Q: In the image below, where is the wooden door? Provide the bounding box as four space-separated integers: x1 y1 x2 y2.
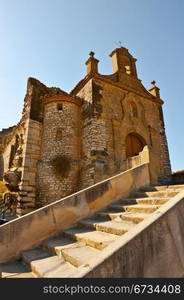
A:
126 134 144 158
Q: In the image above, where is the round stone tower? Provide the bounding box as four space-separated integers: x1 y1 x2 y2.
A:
37 91 82 205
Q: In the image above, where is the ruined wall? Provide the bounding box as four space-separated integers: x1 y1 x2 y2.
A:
0 127 16 174
17 119 42 215
2 126 26 173
0 78 49 215
37 98 81 205
0 119 42 215
0 122 27 211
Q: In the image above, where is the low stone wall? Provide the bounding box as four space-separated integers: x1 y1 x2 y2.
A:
0 163 149 263
172 172 184 184
80 190 184 278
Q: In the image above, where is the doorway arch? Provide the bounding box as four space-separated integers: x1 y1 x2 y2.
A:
125 133 146 158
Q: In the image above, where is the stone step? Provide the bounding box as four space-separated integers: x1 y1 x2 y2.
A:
79 217 111 229
61 244 100 268
120 212 151 224
2 272 35 278
43 236 79 256
110 203 161 213
108 203 127 211
22 247 77 278
91 209 151 224
135 197 170 205
119 197 170 205
131 190 179 198
63 227 118 250
22 247 53 264
96 210 124 220
124 204 161 213
43 236 100 267
118 198 137 205
1 260 34 278
80 218 135 235
140 184 184 191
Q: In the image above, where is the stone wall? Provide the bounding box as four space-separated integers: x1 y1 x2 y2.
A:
17 119 42 215
0 122 27 202
0 119 42 215
158 106 172 183
0 126 16 173
172 171 184 184
37 99 81 205
0 78 48 215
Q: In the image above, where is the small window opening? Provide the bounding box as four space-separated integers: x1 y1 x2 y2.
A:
57 103 63 111
56 128 63 141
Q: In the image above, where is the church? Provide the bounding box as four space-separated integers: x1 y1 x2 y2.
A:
1 47 184 279
0 47 171 216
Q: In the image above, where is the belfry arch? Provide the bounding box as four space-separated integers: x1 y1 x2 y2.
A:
125 133 146 158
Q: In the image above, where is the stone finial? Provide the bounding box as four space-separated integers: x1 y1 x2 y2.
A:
151 80 156 86
149 80 160 98
85 51 99 75
89 51 95 58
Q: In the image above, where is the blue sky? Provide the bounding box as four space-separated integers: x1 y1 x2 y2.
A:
0 0 183 172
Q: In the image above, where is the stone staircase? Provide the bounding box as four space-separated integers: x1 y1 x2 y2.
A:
1 184 184 278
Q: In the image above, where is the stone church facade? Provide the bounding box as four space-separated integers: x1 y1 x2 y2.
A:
0 47 171 215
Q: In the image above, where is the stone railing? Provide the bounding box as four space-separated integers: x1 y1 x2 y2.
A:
0 163 150 264
124 146 159 184
126 155 141 169
125 145 150 170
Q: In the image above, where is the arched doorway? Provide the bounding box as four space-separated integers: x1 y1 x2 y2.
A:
125 133 146 158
